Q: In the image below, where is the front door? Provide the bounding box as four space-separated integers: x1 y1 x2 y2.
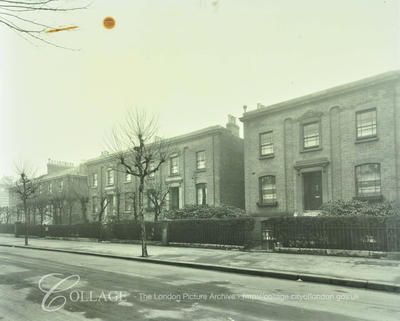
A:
303 171 322 210
169 187 180 210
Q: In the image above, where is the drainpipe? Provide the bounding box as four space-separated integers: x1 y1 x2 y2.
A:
393 85 400 203
100 166 103 219
182 146 188 206
116 163 120 221
212 135 216 205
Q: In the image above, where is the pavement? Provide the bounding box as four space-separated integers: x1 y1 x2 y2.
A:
0 234 399 293
3 247 400 321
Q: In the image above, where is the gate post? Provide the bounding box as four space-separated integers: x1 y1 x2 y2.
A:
161 221 169 246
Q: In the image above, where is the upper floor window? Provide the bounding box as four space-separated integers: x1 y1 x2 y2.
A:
259 175 277 205
48 183 52 194
196 183 207 205
196 151 206 169
170 155 179 175
39 184 43 194
355 163 381 198
92 173 98 187
302 122 320 149
125 172 132 182
356 109 377 140
59 180 64 192
260 131 274 156
106 168 114 186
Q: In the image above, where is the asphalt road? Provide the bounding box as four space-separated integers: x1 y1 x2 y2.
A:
0 247 399 321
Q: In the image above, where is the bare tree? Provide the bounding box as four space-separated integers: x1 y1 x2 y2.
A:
29 192 48 236
0 206 13 223
0 0 88 48
71 182 89 223
147 179 169 222
92 194 110 241
50 192 66 224
65 193 75 225
129 192 138 221
14 167 37 245
0 178 15 223
108 109 168 257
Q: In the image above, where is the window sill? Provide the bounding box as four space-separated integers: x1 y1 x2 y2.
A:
300 147 322 154
355 136 379 144
259 154 275 160
195 168 207 173
353 195 383 202
169 173 180 177
257 201 278 208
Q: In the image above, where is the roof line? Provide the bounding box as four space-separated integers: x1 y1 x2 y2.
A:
84 125 229 165
241 70 400 121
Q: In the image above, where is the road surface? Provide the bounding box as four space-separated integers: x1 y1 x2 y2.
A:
0 247 399 321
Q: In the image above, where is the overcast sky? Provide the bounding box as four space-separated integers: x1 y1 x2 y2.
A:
1 0 399 177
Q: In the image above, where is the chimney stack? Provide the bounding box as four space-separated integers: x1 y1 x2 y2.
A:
47 159 74 174
226 114 239 137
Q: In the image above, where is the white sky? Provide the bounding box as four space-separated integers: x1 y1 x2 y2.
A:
1 0 399 177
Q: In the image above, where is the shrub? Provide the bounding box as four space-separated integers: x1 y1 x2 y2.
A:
163 204 246 220
320 199 400 217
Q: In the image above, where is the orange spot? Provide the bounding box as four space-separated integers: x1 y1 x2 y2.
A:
103 16 116 29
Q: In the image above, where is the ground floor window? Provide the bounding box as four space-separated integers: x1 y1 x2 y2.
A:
259 176 277 205
169 186 180 210
92 197 98 214
355 163 381 198
196 183 207 205
125 193 132 211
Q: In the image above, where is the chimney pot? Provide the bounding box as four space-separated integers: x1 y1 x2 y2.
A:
226 114 240 137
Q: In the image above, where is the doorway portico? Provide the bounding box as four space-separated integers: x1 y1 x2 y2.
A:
294 158 330 215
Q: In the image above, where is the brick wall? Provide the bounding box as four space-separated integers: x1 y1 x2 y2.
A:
219 132 245 208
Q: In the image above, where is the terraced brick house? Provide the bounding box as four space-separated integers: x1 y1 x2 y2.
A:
241 71 400 216
85 116 245 221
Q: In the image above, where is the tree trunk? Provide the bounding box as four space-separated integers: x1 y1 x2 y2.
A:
154 207 160 222
98 207 103 242
116 194 120 222
69 205 72 225
138 180 148 257
81 200 88 223
133 194 138 221
59 207 63 224
40 209 44 237
23 198 28 246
